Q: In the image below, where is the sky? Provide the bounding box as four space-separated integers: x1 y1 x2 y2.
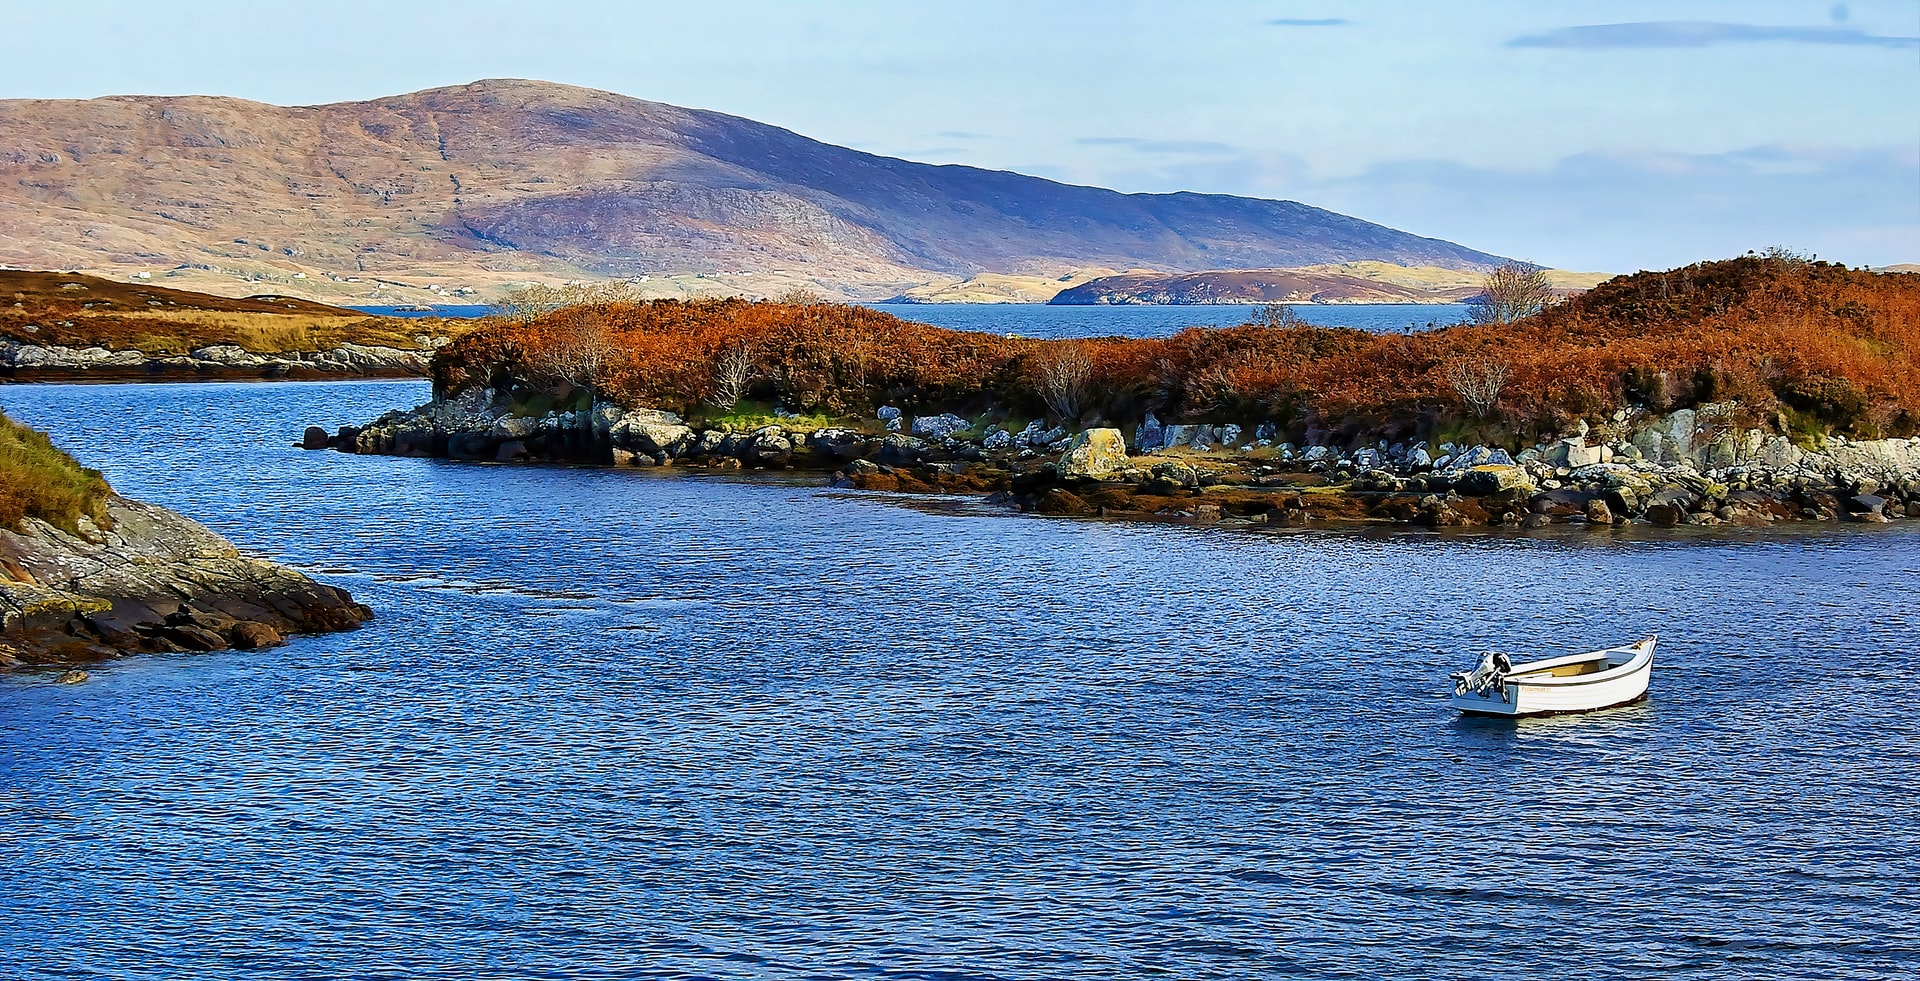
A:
2 0 1915 271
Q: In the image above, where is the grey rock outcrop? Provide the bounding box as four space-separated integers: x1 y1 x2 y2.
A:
1 496 372 666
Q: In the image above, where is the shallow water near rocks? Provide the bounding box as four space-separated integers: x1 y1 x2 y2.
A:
2 379 1916 980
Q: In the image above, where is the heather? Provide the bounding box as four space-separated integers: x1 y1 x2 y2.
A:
430 256 1920 446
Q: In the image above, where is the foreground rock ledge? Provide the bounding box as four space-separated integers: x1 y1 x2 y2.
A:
1 496 372 667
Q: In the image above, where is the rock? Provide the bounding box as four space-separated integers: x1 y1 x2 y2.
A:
55 669 88 684
876 405 903 422
1549 437 1602 468
619 410 693 456
1059 428 1130 480
1453 465 1535 497
1161 424 1200 450
1585 499 1614 525
874 433 929 464
911 413 971 439
495 440 529 462
1409 447 1433 469
301 426 331 450
230 621 285 650
1136 411 1165 452
983 428 1013 451
491 415 538 441
1219 424 1243 448
1521 512 1553 529
1143 460 1199 494
1845 494 1887 516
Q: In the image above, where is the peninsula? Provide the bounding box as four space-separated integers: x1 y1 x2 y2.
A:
316 254 1920 530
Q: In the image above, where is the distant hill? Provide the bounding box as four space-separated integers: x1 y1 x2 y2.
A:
1050 263 1611 305
0 79 1506 301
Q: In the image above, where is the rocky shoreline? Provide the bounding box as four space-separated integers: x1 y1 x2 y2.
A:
1 495 372 667
1 341 429 382
315 388 1920 532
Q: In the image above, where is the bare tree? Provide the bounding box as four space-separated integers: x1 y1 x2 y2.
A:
533 313 621 395
1039 342 1096 422
1468 262 1556 325
1244 302 1309 329
1447 359 1511 418
494 281 644 323
712 345 754 411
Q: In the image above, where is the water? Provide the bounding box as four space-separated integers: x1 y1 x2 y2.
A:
862 303 1466 339
350 302 1468 338
1 380 1916 980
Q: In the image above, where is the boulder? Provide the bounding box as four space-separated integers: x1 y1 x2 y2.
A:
1059 428 1130 480
911 413 971 439
1452 464 1535 497
620 410 693 456
1585 499 1615 525
876 405 903 422
491 415 539 441
983 428 1013 451
1135 411 1165 452
300 426 331 450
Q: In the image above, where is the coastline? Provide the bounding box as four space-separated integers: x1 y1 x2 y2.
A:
313 389 1920 534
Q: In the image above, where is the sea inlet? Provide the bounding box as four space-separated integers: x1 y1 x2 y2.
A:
2 379 1915 979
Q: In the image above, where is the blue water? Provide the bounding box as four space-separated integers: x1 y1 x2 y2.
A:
2 380 1917 980
350 302 1467 338
864 303 1466 338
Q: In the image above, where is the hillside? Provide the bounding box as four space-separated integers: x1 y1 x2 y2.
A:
0 79 1505 302
1051 263 1612 305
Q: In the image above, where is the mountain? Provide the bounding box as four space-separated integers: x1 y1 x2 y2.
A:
0 79 1506 301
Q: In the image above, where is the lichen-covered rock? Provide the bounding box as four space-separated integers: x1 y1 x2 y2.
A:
1452 464 1535 496
1059 428 1129 480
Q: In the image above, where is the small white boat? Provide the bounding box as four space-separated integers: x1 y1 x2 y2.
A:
1448 636 1656 717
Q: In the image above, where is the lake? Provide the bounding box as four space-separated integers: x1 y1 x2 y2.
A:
354 302 1470 339
1 379 1916 980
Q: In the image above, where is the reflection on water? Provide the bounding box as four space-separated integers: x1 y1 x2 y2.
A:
0 380 1915 980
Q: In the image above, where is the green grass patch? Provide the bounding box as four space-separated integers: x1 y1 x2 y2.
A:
0 411 113 534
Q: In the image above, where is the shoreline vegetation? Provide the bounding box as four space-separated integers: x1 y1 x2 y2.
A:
319 254 1920 531
1 270 451 382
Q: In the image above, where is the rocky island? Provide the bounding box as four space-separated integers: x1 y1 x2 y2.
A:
313 255 1920 532
1 411 371 668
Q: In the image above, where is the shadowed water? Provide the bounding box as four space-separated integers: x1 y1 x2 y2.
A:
1 380 1915 980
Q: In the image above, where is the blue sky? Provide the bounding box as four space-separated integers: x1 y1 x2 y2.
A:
3 0 1914 271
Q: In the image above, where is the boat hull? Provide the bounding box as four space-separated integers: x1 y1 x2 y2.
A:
1448 640 1655 717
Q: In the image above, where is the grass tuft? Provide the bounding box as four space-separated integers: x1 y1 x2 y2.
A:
0 412 113 535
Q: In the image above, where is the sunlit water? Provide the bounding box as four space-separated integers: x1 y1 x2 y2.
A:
1 380 1916 980
354 303 1468 338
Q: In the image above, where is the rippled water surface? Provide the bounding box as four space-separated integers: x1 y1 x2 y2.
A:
2 380 1917 980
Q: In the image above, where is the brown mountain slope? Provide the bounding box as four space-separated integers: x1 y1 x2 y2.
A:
0 79 1505 300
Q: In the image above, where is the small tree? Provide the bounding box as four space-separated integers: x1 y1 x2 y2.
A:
1468 262 1556 325
1039 342 1096 422
712 345 754 412
1447 359 1511 418
1244 302 1309 329
529 311 620 396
